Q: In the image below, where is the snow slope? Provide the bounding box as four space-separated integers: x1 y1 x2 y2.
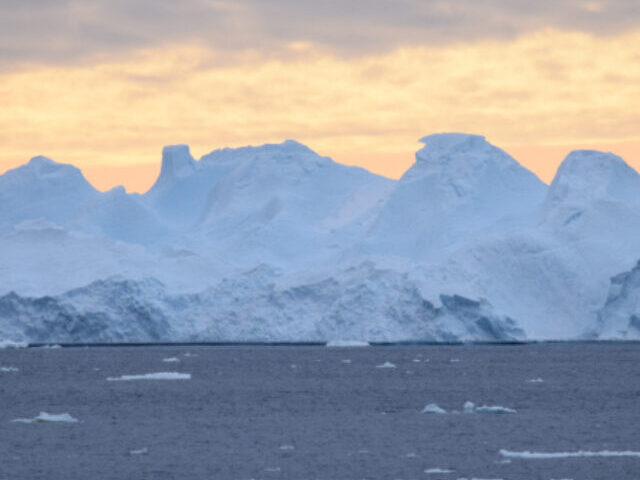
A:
0 156 166 245
0 156 99 233
147 140 394 268
1 135 639 343
359 133 547 259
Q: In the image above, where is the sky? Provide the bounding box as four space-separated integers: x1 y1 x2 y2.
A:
1 0 639 192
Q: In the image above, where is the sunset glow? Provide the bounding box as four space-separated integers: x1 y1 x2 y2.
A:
2 9 639 192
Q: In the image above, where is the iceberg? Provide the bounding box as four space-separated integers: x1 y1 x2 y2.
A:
1 134 639 343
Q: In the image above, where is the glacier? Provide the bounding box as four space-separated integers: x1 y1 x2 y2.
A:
0 133 638 343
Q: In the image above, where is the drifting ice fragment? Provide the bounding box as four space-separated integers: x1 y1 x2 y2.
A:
475 405 516 414
424 467 454 473
162 357 180 363
422 403 447 414
12 412 78 423
107 372 191 381
500 449 640 459
463 401 475 413
376 361 396 369
130 448 148 455
0 366 19 372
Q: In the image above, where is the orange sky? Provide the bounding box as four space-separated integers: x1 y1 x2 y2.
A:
1 28 639 192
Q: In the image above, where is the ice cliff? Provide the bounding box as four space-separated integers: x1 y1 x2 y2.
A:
596 261 640 339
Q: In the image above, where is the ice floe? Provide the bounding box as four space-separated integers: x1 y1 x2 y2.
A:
162 357 180 363
107 372 191 381
12 412 78 423
475 405 516 414
279 444 295 451
526 377 544 383
422 403 447 414
458 478 505 480
424 468 454 474
461 401 515 414
376 361 396 369
0 366 19 372
500 449 640 459
130 448 148 455
326 340 369 347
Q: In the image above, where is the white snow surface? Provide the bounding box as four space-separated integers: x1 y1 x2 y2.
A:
1 134 639 343
106 372 191 381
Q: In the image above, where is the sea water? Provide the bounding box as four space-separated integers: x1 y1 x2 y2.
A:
1 343 639 479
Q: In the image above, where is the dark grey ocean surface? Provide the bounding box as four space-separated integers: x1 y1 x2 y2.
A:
1 343 639 480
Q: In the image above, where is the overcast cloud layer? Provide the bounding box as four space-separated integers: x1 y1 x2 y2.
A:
2 0 640 68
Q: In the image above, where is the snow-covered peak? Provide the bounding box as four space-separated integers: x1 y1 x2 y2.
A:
0 155 95 196
199 139 321 169
359 134 547 259
404 133 524 183
417 133 489 160
27 155 56 168
546 150 640 206
2 155 90 186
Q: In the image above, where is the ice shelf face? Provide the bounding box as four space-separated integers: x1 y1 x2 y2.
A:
1 134 639 343
596 261 640 340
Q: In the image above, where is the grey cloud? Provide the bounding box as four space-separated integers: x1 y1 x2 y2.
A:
1 0 639 69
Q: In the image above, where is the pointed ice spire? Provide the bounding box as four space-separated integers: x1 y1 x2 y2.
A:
149 145 196 192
